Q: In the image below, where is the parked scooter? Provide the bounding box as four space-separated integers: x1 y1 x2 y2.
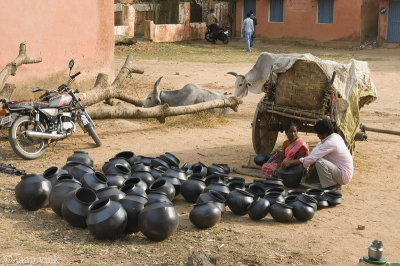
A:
0 59 101 160
205 26 230 44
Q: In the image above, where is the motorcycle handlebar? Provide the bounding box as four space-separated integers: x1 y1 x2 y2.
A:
70 71 81 79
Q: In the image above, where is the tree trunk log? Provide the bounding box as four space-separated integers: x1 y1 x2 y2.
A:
87 97 243 121
0 84 16 102
0 42 42 92
115 35 137 45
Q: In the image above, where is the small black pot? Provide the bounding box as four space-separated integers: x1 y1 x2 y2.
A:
291 199 315 222
297 193 318 211
147 191 171 204
278 165 305 188
62 188 97 228
104 164 131 178
62 162 95 182
123 177 148 192
164 167 187 184
180 163 192 172
150 167 166 180
190 202 221 229
159 175 181 195
248 198 270 221
264 191 285 206
228 180 245 191
81 172 108 192
139 201 179 241
309 194 329 210
207 164 225 176
15 174 52 211
67 151 93 167
205 174 225 186
324 190 343 206
265 187 286 197
132 163 152 173
96 186 126 201
213 163 230 174
151 158 170 169
115 151 137 166
254 154 270 166
284 195 298 206
102 157 131 173
270 202 294 223
87 198 127 240
226 189 254 216
120 183 147 198
159 154 179 168
204 183 230 199
43 167 69 187
287 189 304 196
119 193 148 233
196 190 226 215
247 183 267 198
226 177 245 184
181 177 206 203
306 188 325 196
191 163 207 177
131 172 155 187
263 178 284 188
135 156 155 166
49 177 82 216
148 179 176 201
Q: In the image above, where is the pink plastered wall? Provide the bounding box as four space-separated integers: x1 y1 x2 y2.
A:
0 0 114 82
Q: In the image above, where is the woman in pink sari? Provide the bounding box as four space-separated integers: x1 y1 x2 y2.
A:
262 122 309 177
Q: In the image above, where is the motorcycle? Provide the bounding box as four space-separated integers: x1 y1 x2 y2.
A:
205 26 230 44
0 59 101 160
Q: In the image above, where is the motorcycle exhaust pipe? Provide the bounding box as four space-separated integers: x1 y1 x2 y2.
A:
25 131 67 140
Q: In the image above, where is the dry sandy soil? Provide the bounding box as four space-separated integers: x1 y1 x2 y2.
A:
0 40 399 265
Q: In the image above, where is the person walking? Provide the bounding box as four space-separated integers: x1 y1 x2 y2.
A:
249 10 257 47
206 9 219 44
242 12 254 52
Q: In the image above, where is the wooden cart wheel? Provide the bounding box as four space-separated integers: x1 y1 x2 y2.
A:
252 108 278 155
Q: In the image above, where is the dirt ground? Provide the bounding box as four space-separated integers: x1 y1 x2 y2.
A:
1 40 400 265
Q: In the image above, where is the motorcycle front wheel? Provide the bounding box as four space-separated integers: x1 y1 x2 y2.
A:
86 125 101 147
9 115 48 160
222 35 229 44
205 32 213 42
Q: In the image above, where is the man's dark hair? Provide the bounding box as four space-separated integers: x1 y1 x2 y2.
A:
246 12 251 17
250 10 254 14
285 122 297 133
314 119 334 135
210 9 214 12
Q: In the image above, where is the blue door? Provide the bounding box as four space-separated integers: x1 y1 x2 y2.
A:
243 0 256 20
388 0 400 42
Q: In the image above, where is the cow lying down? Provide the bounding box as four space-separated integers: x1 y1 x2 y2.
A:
142 77 229 115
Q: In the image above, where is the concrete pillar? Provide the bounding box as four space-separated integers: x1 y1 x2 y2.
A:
144 20 155 41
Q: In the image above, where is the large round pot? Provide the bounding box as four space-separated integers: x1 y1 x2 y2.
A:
226 189 254 216
160 152 180 168
324 190 343 206
131 172 154 187
292 200 315 222
120 183 146 198
124 177 148 192
206 164 225 176
278 165 305 188
264 191 285 206
254 154 270 166
102 157 131 173
104 164 131 187
270 202 294 223
213 163 230 174
263 178 284 188
53 173 77 187
15 174 52 211
67 151 93 167
119 193 148 233
115 151 137 166
265 187 286 197
248 198 270 221
43 167 68 187
49 177 81 216
159 175 181 195
308 194 329 210
148 179 175 201
81 172 108 192
189 202 221 229
96 186 126 201
62 162 95 182
204 174 225 187
139 201 179 241
87 198 127 240
228 180 245 191
150 158 170 169
159 154 179 168
284 195 298 206
204 183 230 199
132 163 152 173
150 167 166 180
181 177 206 203
196 190 226 215
164 167 187 184
135 156 155 166
147 191 171 204
191 163 207 177
62 188 97 228
247 183 267 198
297 193 318 211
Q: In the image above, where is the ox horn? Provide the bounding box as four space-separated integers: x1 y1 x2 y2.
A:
227 72 238 77
153 76 163 92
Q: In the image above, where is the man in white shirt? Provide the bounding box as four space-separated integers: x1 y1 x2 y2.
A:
281 119 353 189
242 12 254 52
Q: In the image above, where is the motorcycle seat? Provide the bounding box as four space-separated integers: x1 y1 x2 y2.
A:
8 101 49 111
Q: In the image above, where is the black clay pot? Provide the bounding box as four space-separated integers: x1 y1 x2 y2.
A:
105 164 131 178
278 165 305 188
132 163 152 173
102 157 131 173
309 194 329 210
163 152 180 167
306 188 324 196
297 193 318 211
270 202 294 223
264 178 284 188
228 180 245 191
181 163 192 172
288 189 305 196
53 173 77 186
205 174 225 186
159 154 179 168
49 177 81 216
216 164 230 174
284 195 298 206
248 198 270 221
147 191 171 204
15 174 52 211
254 154 270 166
159 175 181 195
135 156 155 166
164 167 187 184
181 177 206 203
67 151 93 167
292 199 315 222
62 188 97 228
265 187 286 196
207 164 225 176
62 162 95 182
150 167 166 180
226 189 254 216
81 172 108 192
196 190 226 215
115 151 137 166
204 182 230 199
124 177 148 192
104 174 126 189
227 177 245 184
119 193 148 233
96 186 126 201
87 198 127 240
247 183 267 198
324 190 343 206
139 200 179 241
149 179 175 201
43 167 69 187
190 201 221 229
191 162 207 177
264 191 285 206
131 172 155 187
151 158 170 169
120 183 147 198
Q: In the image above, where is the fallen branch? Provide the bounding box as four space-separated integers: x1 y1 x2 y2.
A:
115 35 137 45
0 84 16 102
0 42 42 92
87 97 243 121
